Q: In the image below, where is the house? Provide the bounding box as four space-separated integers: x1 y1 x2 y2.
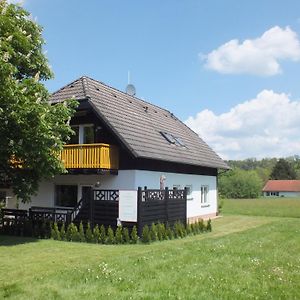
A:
3 76 229 223
262 180 300 197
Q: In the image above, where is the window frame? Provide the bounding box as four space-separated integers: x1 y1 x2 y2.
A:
201 185 209 205
185 185 193 200
55 185 78 208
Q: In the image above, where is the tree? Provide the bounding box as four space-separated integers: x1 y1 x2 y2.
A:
270 158 297 180
0 1 77 202
219 169 263 199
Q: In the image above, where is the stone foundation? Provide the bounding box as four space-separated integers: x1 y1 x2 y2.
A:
187 212 217 224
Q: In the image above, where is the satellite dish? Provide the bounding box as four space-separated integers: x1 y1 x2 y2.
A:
126 84 136 96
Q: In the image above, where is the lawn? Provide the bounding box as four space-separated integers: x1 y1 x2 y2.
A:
1 203 300 299
222 197 300 218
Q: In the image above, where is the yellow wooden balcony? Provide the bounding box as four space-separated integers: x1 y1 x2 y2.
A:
60 143 119 169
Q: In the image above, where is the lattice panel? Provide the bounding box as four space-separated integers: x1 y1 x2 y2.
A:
94 190 119 201
169 189 185 200
143 190 165 201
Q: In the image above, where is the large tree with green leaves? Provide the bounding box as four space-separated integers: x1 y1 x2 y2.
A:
0 1 77 202
219 169 263 199
270 158 297 180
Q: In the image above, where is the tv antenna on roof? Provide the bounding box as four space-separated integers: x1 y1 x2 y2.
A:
126 71 136 96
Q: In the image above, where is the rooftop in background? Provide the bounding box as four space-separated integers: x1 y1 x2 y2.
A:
262 180 300 192
50 76 229 170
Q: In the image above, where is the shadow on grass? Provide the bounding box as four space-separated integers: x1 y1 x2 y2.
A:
0 234 39 246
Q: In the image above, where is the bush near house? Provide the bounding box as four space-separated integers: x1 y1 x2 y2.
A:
1 214 212 244
48 219 212 245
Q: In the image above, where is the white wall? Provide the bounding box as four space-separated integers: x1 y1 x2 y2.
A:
133 170 217 218
15 171 136 210
8 170 218 218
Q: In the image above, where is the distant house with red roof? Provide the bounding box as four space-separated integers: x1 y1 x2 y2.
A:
262 180 300 197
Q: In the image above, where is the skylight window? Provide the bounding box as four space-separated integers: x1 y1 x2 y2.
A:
160 132 186 147
174 137 185 147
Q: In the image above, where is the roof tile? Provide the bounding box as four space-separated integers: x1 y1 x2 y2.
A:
50 76 229 169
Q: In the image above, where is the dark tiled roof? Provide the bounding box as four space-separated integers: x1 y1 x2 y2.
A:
50 76 229 169
262 180 300 192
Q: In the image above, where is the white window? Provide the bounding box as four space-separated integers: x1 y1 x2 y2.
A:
201 185 209 203
173 184 181 190
69 124 94 144
185 185 193 200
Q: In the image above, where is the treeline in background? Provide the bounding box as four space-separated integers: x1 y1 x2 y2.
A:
219 155 300 199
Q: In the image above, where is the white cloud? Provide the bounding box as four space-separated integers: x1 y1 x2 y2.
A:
202 26 300 76
185 90 300 159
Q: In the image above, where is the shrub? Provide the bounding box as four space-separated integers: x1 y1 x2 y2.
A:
122 227 130 244
93 225 100 243
78 222 86 242
206 219 212 232
160 223 168 240
174 221 184 238
141 225 151 243
198 219 205 232
51 222 61 240
218 197 224 214
106 226 115 244
66 223 79 242
156 222 162 241
186 223 192 235
115 226 123 244
166 223 174 240
131 226 138 244
60 223 66 241
219 169 262 199
150 223 158 241
85 222 94 243
99 225 106 244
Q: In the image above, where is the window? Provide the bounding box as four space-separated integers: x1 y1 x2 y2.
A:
68 125 94 144
69 126 79 144
201 186 209 204
270 192 279 196
185 185 193 200
266 192 270 196
160 132 185 147
83 126 94 144
55 185 78 207
161 132 176 144
174 137 185 147
173 184 181 190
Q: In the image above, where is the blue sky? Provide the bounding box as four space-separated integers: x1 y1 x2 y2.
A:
20 0 300 159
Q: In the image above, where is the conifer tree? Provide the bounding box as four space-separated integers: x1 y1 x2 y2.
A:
131 226 138 244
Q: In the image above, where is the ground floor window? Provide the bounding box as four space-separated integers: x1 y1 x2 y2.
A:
271 192 279 196
185 185 193 200
55 185 78 207
201 185 209 203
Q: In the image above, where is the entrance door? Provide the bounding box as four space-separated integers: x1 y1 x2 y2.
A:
81 186 93 201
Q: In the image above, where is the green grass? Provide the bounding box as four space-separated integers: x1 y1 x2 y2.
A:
1 213 300 299
222 197 300 218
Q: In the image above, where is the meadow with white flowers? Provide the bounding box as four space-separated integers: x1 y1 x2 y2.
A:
0 198 299 299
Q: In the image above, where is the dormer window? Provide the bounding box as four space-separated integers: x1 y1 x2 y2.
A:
160 132 186 147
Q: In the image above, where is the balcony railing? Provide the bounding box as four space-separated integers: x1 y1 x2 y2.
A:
60 143 119 169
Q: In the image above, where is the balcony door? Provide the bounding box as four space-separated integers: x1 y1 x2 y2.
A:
69 125 94 144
